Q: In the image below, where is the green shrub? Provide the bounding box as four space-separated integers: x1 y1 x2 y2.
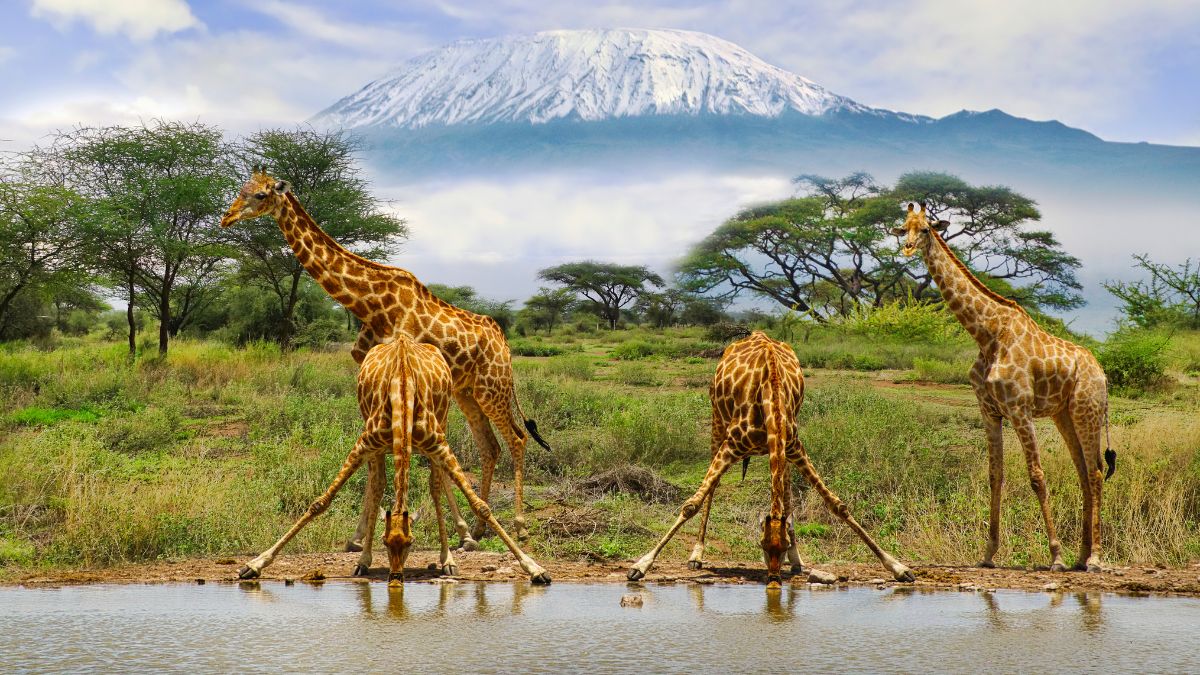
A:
610 340 654 360
8 406 102 426
98 406 184 454
1099 331 1170 392
613 361 663 387
510 340 565 357
910 357 973 384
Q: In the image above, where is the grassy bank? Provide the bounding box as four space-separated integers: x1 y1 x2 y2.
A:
1 324 1198 579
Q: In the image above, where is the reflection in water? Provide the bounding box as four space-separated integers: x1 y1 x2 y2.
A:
0 583 1190 673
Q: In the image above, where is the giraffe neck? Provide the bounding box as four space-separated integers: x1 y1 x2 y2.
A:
921 229 1022 346
274 193 425 327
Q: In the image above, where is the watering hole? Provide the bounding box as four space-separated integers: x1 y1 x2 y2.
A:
2 581 1197 673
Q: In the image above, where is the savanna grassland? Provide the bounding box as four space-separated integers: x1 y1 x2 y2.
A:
2 312 1199 584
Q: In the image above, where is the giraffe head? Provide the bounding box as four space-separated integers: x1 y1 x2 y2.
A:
220 167 291 227
760 514 790 587
891 202 949 257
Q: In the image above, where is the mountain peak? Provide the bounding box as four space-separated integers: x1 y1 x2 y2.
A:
313 28 880 129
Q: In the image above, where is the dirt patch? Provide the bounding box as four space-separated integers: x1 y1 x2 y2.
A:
8 555 1200 596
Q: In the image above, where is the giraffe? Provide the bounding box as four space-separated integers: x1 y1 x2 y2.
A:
236 333 551 585
221 170 551 549
628 331 914 586
893 202 1115 572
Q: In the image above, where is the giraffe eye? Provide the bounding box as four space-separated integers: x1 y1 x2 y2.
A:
254 192 267 200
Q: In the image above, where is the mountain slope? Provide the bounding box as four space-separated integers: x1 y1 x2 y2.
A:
313 28 922 128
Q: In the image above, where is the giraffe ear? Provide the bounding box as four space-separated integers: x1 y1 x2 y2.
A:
890 226 906 236
933 219 950 231
907 203 914 212
274 180 291 194
919 201 927 214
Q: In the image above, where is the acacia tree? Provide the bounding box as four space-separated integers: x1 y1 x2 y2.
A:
51 121 235 356
521 286 575 334
538 261 664 329
636 288 691 328
1105 255 1200 329
0 157 96 338
427 283 515 332
678 171 1082 320
227 127 407 348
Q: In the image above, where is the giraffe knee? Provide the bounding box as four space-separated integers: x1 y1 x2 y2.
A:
307 498 330 517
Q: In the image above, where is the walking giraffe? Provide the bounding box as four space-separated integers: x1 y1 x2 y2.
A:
221 171 550 550
627 331 914 586
236 333 551 585
893 202 1114 572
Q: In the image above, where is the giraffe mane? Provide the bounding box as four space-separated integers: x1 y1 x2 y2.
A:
929 227 1028 316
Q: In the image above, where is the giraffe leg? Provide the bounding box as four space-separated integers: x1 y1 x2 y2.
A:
1054 412 1094 571
979 412 1005 568
426 443 550 584
438 467 478 551
687 489 716 570
383 436 414 586
1011 415 1065 571
475 386 531 542
454 390 503 540
1070 394 1107 572
785 479 804 575
428 463 457 576
786 440 913 582
630 445 737 581
351 455 386 576
239 435 376 580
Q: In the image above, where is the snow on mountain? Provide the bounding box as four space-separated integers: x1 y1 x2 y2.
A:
313 29 913 129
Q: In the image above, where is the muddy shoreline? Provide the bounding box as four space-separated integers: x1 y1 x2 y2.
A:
8 551 1200 596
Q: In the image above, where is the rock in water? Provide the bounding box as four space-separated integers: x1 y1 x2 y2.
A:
620 593 644 608
807 569 838 585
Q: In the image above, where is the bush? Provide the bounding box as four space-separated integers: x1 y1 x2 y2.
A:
909 357 973 384
610 340 654 360
510 339 565 357
1098 331 1170 392
98 406 184 454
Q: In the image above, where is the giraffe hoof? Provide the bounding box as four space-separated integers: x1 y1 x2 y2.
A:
442 564 458 577
977 560 996 569
894 568 915 583
531 572 552 585
1086 563 1103 573
459 538 479 552
790 564 804 575
237 565 259 580
687 560 703 571
1050 563 1067 573
352 564 369 577
344 541 363 553
627 568 646 582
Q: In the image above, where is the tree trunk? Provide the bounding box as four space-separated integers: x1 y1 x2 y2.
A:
279 271 303 351
126 276 137 359
158 281 171 357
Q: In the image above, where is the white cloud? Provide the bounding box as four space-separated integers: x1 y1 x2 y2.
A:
251 1 436 55
30 0 200 41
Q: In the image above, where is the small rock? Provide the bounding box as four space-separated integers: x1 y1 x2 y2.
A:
620 593 644 608
194 578 205 585
214 558 236 565
481 565 498 573
807 569 838 585
1143 568 1158 575
1043 582 1060 591
284 579 295 586
301 569 326 582
496 566 514 575
867 578 886 584
694 577 715 585
1114 570 1126 577
427 563 438 571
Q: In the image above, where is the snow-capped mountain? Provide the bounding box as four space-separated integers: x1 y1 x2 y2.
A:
313 29 918 128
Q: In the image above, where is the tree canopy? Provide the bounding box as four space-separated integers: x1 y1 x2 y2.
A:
538 261 665 329
678 171 1082 321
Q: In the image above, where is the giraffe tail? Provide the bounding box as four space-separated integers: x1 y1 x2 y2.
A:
1103 404 1116 480
510 389 552 452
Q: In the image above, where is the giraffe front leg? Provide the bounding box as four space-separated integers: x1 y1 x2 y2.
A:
1012 416 1065 571
240 435 373 579
980 412 1004 568
786 441 913 583
687 489 716 570
454 391 502 541
631 446 735 581
785 479 804 575
430 445 550 584
351 455 386 576
429 465 457 576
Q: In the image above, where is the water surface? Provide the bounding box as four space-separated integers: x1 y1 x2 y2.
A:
2 582 1197 673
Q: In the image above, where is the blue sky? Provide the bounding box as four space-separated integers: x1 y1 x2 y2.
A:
2 1 1198 335
2 0 1199 145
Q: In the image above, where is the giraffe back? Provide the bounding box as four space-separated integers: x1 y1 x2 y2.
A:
357 336 453 449
711 331 804 452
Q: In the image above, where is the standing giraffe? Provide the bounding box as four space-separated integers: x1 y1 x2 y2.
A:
236 333 550 585
893 202 1114 572
628 331 914 586
221 171 550 548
